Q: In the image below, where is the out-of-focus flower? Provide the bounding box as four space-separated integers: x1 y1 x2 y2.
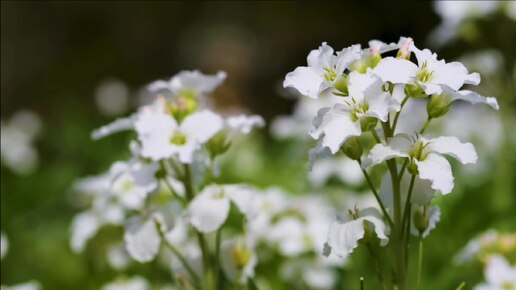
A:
221 238 257 284
1 281 41 290
308 156 364 187
456 230 516 264
474 255 516 290
107 243 131 270
101 276 150 290
0 232 7 260
95 78 130 116
148 70 226 100
0 110 41 175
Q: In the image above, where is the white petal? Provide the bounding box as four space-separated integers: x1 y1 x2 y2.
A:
170 70 226 95
135 112 177 161
307 42 334 69
180 110 223 143
362 215 389 246
307 138 333 171
124 217 161 263
283 66 325 99
373 57 418 84
335 44 362 73
310 105 361 154
6 281 41 290
347 71 376 102
187 186 230 233
431 61 469 91
449 90 499 110
464 72 481 85
326 218 365 258
484 255 516 285
220 239 257 284
225 185 258 220
226 115 265 134
416 153 454 194
362 134 411 168
419 82 443 95
411 206 441 238
91 116 134 140
363 79 401 121
70 211 100 253
0 232 8 260
427 136 478 164
392 84 407 103
147 79 172 92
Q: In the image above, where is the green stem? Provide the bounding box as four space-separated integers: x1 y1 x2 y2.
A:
416 235 423 290
365 245 388 290
213 228 222 289
370 129 382 144
360 277 365 290
455 282 466 290
401 175 416 239
419 118 432 135
392 95 410 133
159 161 186 205
155 219 200 285
358 161 394 228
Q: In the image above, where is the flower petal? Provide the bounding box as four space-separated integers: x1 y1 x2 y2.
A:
310 105 361 154
91 116 135 140
170 70 226 95
226 115 265 134
326 218 365 258
362 134 411 168
283 66 325 99
124 217 161 263
427 136 478 164
225 185 258 220
449 90 499 110
70 211 100 253
180 110 224 143
187 186 230 233
373 57 418 84
415 153 454 194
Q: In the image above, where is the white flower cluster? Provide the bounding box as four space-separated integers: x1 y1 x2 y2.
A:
283 37 499 264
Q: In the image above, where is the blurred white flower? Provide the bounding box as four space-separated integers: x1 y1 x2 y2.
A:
135 109 223 163
1 281 41 290
101 276 150 290
474 255 516 290
187 185 257 234
148 70 226 99
1 232 8 260
1 110 41 175
221 238 258 284
107 243 131 270
308 156 364 187
95 78 130 116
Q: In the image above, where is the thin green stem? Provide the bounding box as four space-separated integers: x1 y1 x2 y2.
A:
419 118 432 135
357 161 394 228
360 277 365 290
370 129 382 144
455 282 466 290
155 219 200 285
401 175 416 239
392 95 410 133
213 228 222 289
159 161 186 205
416 235 423 290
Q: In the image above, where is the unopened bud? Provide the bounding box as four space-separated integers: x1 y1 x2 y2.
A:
206 132 231 159
405 83 425 99
396 37 413 60
341 136 363 160
413 206 429 234
360 117 378 132
168 97 198 123
427 94 451 119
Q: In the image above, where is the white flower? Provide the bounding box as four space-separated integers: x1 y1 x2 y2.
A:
148 70 226 98
2 281 41 290
135 109 223 163
411 206 441 238
324 207 389 258
123 203 179 263
363 134 478 194
108 160 159 210
187 185 257 234
101 276 150 290
474 255 516 290
308 155 364 187
95 78 130 116
1 111 41 175
283 42 361 99
310 71 399 154
225 115 265 134
220 238 258 284
1 232 8 260
107 243 131 270
373 41 480 95
267 217 306 256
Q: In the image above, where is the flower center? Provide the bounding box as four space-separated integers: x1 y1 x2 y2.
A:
121 181 134 192
323 67 337 82
170 131 187 145
417 61 434 83
233 244 253 269
409 140 431 161
350 100 370 122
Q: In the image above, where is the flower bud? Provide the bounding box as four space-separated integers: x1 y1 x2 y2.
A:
407 159 419 175
168 97 198 123
206 132 232 159
405 83 426 99
396 37 413 60
427 94 451 119
413 206 429 234
340 136 363 160
334 74 349 96
360 117 378 132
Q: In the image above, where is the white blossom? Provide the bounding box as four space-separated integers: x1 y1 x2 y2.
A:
220 238 258 284
101 276 150 290
1 232 8 260
325 207 389 258
474 255 516 290
148 70 226 99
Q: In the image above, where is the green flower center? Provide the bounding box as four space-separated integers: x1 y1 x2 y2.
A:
170 131 187 145
350 100 370 122
233 244 253 269
323 67 337 82
417 61 434 83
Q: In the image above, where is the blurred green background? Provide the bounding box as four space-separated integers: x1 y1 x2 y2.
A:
1 1 515 289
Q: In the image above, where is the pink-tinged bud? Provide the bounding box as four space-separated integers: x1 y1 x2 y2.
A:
397 37 413 59
177 98 187 111
370 46 379 58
